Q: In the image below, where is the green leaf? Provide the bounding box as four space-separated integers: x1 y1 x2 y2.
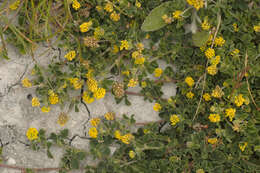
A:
76 152 86 160
47 149 54 158
71 158 79 169
60 129 69 138
141 2 173 32
192 31 210 47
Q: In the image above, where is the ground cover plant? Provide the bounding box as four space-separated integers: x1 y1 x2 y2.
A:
0 0 260 172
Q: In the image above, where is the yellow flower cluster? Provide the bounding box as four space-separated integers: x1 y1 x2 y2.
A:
135 57 145 65
82 91 94 104
32 97 40 107
214 36 225 47
225 108 236 121
205 48 215 59
233 23 239 32
80 21 92 33
104 112 115 120
129 150 135 158
153 103 161 112
114 131 134 144
136 43 144 52
94 27 105 39
90 118 100 127
239 142 248 152
201 18 210 30
104 3 113 12
208 138 217 144
211 86 223 98
170 114 180 126
110 12 120 22
112 45 119 53
87 78 98 92
162 15 172 24
186 0 204 10
234 94 245 107
172 10 182 20
114 130 121 140
208 114 220 123
65 51 76 61
72 0 80 10
135 1 141 8
207 65 217 75
141 81 147 88
22 78 32 88
89 127 98 138
186 91 194 99
120 40 129 50
185 76 194 87
231 49 240 56
128 78 138 87
154 68 163 77
69 78 82 90
203 93 211 101
41 106 50 113
9 0 20 10
254 24 260 32
49 92 59 105
26 127 38 141
93 88 106 99
210 55 220 65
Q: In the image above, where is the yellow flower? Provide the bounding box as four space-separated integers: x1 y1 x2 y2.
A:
121 133 134 144
104 3 113 13
231 49 240 56
223 82 229 87
239 142 248 152
9 0 20 10
89 127 98 138
172 10 182 20
26 128 38 141
57 112 69 126
87 78 98 92
128 79 138 87
122 70 130 76
72 0 80 10
22 78 32 88
209 114 220 123
96 6 102 12
129 150 136 158
233 23 239 32
234 94 245 107
214 36 225 47
79 21 92 33
69 78 82 90
153 103 162 112
90 118 100 127
135 1 141 8
94 27 105 39
253 25 260 32
82 91 95 104
186 0 204 10
120 40 129 50
136 43 144 52
41 106 50 113
93 88 106 99
185 76 194 87
208 138 217 144
112 45 119 53
207 65 218 75
205 48 215 59
210 55 220 65
32 97 40 107
225 108 236 121
110 12 120 22
104 112 115 120
186 91 194 99
162 15 172 24
170 114 180 126
141 81 147 88
134 57 145 65
65 51 76 61
203 93 211 101
132 51 140 59
154 68 163 77
114 130 121 140
211 86 224 98
49 93 59 105
200 46 206 52
201 18 210 30
145 34 150 39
